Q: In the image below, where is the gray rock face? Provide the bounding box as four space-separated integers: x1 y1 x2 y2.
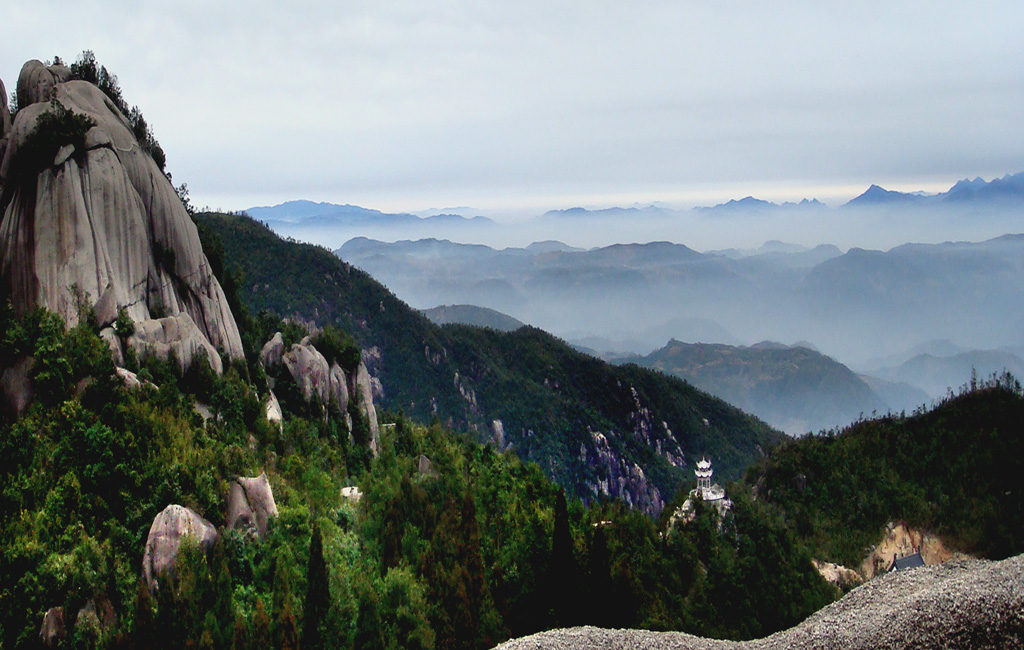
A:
582 428 664 515
0 61 243 377
260 331 285 368
330 362 350 414
265 390 283 428
126 312 224 374
141 504 218 590
38 607 65 648
15 60 71 108
352 361 380 454
282 337 332 404
493 555 1024 650
263 332 379 454
1 356 34 419
225 472 278 539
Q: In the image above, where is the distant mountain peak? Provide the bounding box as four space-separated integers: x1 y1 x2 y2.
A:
844 184 926 207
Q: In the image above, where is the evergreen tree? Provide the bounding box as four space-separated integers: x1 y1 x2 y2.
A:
302 523 330 650
550 489 577 627
588 524 614 626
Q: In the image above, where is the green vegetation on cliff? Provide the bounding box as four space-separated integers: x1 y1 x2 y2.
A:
0 306 832 649
745 372 1024 567
195 211 783 512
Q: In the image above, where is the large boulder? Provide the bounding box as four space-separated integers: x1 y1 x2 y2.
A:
15 60 71 108
0 60 244 379
282 337 331 405
126 312 224 374
38 607 65 648
329 361 350 413
141 505 218 590
38 597 120 648
351 361 380 454
273 335 350 411
265 390 283 428
1 356 34 419
259 331 285 368
263 332 378 454
225 472 278 539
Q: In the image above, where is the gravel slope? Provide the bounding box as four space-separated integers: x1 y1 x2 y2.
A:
494 554 1024 650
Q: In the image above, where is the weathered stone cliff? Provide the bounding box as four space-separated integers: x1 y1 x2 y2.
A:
261 332 380 454
0 60 243 379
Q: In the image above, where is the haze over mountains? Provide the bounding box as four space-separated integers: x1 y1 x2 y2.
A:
246 174 1024 435
249 172 1024 251
336 234 1024 367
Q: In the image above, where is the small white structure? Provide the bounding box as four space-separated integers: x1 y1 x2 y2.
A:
669 456 733 527
341 486 362 504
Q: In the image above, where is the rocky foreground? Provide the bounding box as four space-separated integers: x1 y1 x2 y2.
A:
495 554 1024 650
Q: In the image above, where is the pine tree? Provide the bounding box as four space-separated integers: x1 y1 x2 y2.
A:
302 523 330 650
550 489 577 626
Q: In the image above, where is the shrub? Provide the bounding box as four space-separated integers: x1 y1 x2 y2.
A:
11 99 96 179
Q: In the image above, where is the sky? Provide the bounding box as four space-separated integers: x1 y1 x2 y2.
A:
4 1 1024 217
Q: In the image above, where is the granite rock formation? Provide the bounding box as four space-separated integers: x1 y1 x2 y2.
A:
225 473 278 539
0 60 243 386
141 504 218 590
262 332 379 454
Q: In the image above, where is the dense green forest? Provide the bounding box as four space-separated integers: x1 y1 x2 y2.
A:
195 212 782 509
744 372 1024 567
3 51 1021 650
0 303 834 649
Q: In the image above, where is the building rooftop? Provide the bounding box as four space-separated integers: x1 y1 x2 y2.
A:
890 552 925 572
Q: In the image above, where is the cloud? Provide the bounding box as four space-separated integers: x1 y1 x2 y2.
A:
3 1 1023 214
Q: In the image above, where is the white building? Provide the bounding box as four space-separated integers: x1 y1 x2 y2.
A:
669 456 732 527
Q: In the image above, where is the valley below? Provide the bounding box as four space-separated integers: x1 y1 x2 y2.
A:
2 54 1023 650
325 225 1024 435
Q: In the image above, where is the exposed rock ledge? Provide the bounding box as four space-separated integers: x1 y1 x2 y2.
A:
493 554 1024 650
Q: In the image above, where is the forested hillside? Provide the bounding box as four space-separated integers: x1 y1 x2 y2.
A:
622 339 893 435
744 372 1024 567
196 212 783 513
0 305 833 648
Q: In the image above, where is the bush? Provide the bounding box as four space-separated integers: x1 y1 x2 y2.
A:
312 324 361 373
10 98 96 179
69 50 166 171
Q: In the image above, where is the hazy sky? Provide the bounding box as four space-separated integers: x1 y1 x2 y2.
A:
4 1 1023 216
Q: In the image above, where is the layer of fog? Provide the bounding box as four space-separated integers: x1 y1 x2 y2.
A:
265 201 1024 255
329 208 1024 377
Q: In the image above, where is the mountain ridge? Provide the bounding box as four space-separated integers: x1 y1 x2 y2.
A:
197 211 784 514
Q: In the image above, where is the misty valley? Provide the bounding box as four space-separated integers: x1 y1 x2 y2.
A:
251 186 1024 436
2 52 1023 650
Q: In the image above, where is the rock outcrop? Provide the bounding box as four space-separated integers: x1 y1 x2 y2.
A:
861 521 971 579
282 337 334 405
127 312 225 374
225 473 278 539
141 504 218 590
812 559 862 588
38 607 65 648
493 554 1024 650
581 428 664 515
0 61 243 381
259 331 285 368
351 361 380 455
262 332 379 453
265 391 283 428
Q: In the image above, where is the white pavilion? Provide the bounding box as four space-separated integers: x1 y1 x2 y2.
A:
669 456 732 527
